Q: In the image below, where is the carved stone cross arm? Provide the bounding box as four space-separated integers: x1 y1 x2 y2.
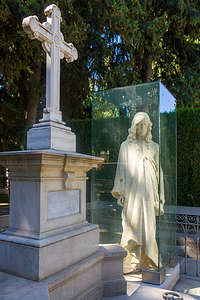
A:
22 15 52 42
22 4 78 63
22 4 78 124
22 4 78 151
22 15 78 63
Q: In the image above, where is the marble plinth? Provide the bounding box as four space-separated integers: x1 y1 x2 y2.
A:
100 244 127 297
0 150 104 281
0 223 99 280
0 251 103 300
27 122 76 152
48 251 103 300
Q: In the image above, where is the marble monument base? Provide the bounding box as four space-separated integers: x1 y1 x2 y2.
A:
0 150 104 284
0 223 99 281
48 250 103 300
27 121 76 152
0 250 103 300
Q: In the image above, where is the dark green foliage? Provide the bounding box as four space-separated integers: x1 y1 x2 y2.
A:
0 79 25 151
66 119 92 155
0 194 9 204
0 0 47 150
177 108 200 207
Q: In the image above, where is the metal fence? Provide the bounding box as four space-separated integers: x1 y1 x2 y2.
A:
176 209 200 277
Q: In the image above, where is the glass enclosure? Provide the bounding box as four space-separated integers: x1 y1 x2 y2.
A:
89 81 176 272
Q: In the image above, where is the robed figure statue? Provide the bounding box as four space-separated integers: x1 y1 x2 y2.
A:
112 112 165 273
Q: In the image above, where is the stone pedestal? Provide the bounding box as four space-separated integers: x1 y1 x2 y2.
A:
100 244 127 297
0 150 103 284
27 121 76 152
142 268 166 285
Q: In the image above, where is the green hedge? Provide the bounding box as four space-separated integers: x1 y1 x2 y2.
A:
177 108 200 207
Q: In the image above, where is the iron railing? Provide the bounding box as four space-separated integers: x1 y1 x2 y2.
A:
177 213 200 277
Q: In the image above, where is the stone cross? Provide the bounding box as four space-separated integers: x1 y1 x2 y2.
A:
22 4 78 124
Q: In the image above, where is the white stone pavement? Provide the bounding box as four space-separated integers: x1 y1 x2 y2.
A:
103 272 200 300
0 272 49 300
103 280 200 300
174 277 200 298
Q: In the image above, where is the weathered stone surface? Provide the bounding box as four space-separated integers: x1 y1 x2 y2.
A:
27 123 76 152
0 150 103 237
100 244 127 297
0 271 50 300
47 189 81 219
0 251 103 300
0 150 103 281
49 251 103 300
0 223 99 280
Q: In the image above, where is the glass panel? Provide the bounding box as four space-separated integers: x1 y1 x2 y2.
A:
158 82 177 270
89 82 177 273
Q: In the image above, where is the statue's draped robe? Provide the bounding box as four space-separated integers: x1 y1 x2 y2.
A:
112 139 164 268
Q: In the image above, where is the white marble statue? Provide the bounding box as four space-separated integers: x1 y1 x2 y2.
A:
112 112 165 273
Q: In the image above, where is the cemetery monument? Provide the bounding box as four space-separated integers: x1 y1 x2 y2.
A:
0 4 107 300
0 4 179 299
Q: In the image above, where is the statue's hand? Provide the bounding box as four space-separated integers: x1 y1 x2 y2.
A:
117 197 125 207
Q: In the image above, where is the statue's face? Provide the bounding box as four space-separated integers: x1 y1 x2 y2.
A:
136 121 148 138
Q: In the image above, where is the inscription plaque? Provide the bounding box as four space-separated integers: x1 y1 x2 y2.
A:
48 190 80 219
